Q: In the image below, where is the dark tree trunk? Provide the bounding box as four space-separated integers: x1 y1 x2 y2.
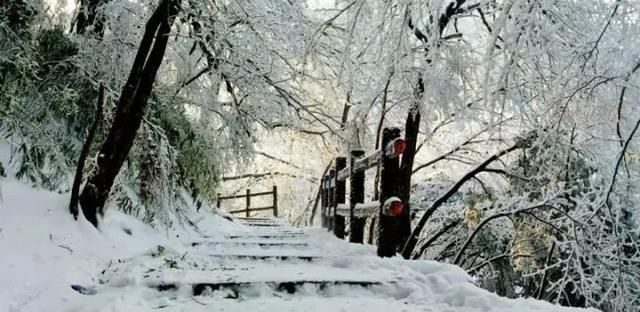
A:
69 84 104 219
79 0 180 227
397 95 422 249
395 0 468 257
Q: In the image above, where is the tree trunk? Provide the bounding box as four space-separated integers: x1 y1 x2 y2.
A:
396 78 423 249
69 84 104 219
79 0 180 227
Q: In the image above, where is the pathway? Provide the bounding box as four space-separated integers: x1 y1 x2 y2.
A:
67 216 587 312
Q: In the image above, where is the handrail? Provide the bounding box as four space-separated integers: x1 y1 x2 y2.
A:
218 190 275 200
319 127 408 257
336 138 405 181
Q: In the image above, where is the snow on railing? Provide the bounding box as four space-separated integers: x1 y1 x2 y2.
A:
353 201 380 217
319 127 407 256
336 138 406 181
333 201 381 217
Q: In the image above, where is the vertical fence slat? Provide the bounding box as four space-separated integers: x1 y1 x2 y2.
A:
320 176 327 228
349 150 365 243
246 189 251 217
334 157 347 238
328 169 335 232
272 185 278 217
216 193 221 210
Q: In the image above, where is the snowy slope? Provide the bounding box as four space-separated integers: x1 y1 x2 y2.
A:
0 179 597 312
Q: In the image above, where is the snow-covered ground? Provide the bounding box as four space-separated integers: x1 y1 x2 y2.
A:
0 179 597 312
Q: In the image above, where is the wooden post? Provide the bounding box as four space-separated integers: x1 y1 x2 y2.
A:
323 176 329 228
320 176 327 228
327 169 335 232
334 157 347 239
349 150 365 243
216 193 221 210
377 127 401 257
272 185 278 217
246 189 251 217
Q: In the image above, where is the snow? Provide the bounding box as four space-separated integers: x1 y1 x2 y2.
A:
336 202 379 217
0 179 597 312
355 201 380 216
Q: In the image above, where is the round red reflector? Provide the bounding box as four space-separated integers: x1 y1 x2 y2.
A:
389 201 404 216
394 139 407 156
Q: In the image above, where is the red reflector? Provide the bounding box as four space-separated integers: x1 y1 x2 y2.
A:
389 201 404 216
394 139 406 156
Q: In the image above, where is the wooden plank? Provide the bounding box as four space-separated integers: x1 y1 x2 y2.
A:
217 190 274 200
337 150 381 181
245 190 276 197
228 206 275 214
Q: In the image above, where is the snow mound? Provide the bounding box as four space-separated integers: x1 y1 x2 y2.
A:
0 178 239 312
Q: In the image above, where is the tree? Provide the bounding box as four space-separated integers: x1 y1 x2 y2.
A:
79 0 180 226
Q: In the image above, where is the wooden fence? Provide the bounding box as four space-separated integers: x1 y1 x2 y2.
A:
217 186 278 217
321 127 406 257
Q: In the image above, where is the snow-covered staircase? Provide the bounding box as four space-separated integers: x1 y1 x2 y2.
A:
145 217 389 296
69 216 591 311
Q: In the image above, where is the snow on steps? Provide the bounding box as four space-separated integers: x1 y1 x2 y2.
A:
192 239 309 247
0 179 598 312
94 220 591 312
142 265 391 295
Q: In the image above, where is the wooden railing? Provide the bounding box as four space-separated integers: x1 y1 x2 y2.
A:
321 127 406 257
217 186 278 217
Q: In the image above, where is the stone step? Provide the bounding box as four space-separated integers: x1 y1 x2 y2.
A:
143 267 392 296
191 240 309 248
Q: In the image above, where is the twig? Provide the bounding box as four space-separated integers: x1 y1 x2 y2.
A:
191 296 206 306
57 244 74 254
